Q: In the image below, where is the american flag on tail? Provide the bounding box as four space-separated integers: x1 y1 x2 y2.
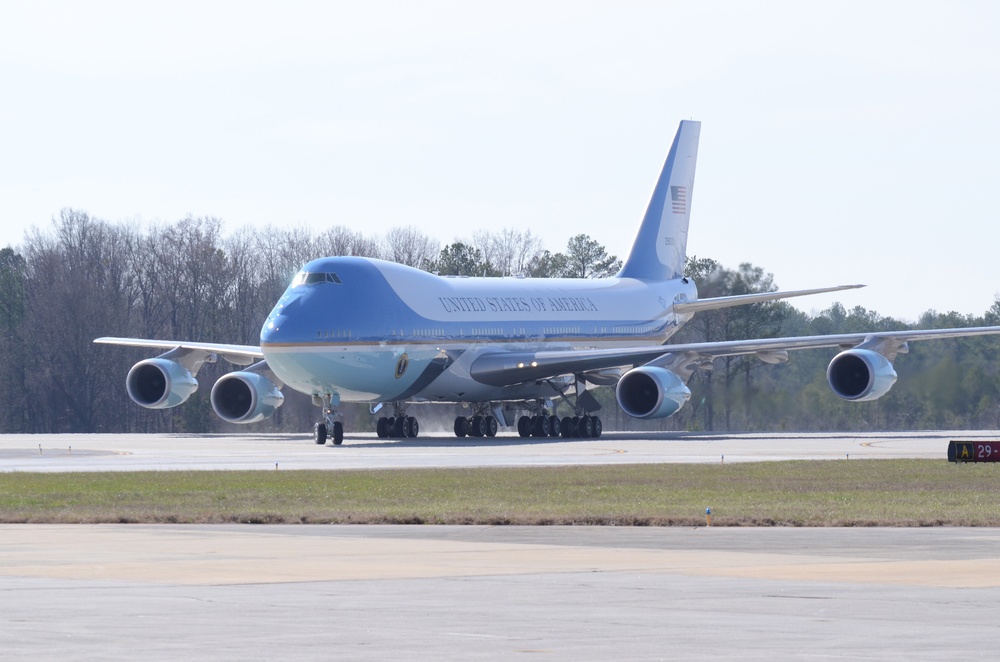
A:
670 186 687 214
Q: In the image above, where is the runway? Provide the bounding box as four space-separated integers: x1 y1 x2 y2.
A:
3 431 1000 659
2 429 996 472
3 525 1000 660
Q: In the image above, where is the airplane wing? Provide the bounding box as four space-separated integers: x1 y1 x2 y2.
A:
469 326 1000 386
94 338 264 365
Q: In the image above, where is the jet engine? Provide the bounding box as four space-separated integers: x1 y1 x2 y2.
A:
615 366 692 419
826 349 897 401
126 358 198 409
210 371 284 424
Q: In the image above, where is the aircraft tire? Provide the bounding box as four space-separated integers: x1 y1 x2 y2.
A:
471 415 486 437
548 415 561 437
592 416 602 438
313 422 327 445
517 416 531 437
560 417 574 438
454 416 468 438
407 417 419 438
580 416 595 438
487 416 498 437
332 421 344 445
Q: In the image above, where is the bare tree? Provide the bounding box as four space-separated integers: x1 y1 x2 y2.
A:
472 228 543 276
22 210 138 432
316 225 381 259
0 247 28 431
382 226 439 270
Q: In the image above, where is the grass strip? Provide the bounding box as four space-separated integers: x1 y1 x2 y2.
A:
1 460 999 526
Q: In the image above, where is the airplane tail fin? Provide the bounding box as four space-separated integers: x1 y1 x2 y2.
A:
617 120 701 281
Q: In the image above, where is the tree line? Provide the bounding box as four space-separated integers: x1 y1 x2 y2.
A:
1 209 998 434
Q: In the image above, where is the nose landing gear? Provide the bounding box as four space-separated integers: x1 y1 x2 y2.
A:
313 394 344 445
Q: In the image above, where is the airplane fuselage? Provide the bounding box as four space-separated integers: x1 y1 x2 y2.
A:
259 256 698 403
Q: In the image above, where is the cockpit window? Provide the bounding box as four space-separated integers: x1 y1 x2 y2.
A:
292 272 342 286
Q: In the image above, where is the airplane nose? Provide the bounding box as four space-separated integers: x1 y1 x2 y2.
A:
261 295 303 344
261 316 288 343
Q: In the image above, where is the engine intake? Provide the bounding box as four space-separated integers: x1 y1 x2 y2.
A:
826 349 897 401
126 358 198 409
616 366 691 419
211 371 284 424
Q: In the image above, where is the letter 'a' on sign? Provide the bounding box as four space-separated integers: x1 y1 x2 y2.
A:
948 440 1000 462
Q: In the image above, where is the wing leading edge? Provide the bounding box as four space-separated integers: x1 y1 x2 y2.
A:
94 337 264 365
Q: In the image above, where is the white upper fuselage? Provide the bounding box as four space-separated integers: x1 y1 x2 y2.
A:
259 257 698 403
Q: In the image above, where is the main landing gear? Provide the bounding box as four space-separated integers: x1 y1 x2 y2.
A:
453 413 499 438
450 402 603 439
376 415 419 438
375 403 420 439
452 403 500 438
516 413 603 439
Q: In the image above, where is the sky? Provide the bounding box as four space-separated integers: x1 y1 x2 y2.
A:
2 1 999 322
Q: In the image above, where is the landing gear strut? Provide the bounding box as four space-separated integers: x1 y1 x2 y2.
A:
313 394 344 446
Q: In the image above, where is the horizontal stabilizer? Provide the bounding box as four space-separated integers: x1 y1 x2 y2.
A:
672 284 865 315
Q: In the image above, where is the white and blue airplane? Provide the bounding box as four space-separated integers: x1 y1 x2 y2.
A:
96 120 1000 445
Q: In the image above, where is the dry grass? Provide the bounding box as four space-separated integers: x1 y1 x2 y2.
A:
1 460 999 525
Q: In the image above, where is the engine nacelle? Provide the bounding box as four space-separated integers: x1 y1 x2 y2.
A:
616 366 692 419
826 349 897 401
210 371 284 424
126 358 198 409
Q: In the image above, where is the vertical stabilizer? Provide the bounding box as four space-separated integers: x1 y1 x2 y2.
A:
617 120 700 281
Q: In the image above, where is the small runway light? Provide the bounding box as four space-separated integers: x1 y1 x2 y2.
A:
706 508 712 526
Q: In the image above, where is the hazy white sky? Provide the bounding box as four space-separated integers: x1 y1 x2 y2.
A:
2 1 998 322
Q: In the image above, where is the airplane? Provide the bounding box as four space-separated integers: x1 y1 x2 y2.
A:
95 120 1000 445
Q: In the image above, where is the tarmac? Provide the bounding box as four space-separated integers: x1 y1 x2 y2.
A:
2 431 1000 659
2 428 996 472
